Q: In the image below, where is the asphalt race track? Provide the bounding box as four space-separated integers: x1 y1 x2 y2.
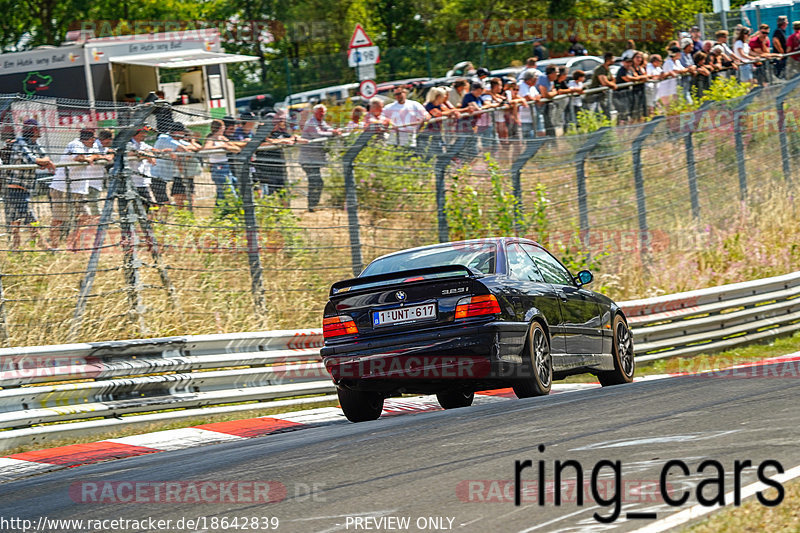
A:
1 362 798 533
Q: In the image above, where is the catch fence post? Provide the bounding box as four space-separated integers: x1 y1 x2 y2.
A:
70 103 157 340
574 127 610 244
509 138 546 233
434 119 471 243
684 101 712 220
119 171 148 335
231 119 274 315
342 130 375 276
776 76 800 183
632 116 664 261
733 87 762 200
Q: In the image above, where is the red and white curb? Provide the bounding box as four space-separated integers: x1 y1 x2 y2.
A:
1 352 797 484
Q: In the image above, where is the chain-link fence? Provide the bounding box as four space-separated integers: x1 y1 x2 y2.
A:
1 65 799 345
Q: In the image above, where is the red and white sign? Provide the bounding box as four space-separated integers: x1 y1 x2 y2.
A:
359 80 377 99
348 24 373 49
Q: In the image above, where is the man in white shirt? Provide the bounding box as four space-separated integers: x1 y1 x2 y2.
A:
49 128 104 247
85 129 114 217
382 87 430 147
517 70 541 139
128 126 157 210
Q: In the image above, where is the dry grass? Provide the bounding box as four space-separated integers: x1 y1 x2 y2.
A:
1 107 798 347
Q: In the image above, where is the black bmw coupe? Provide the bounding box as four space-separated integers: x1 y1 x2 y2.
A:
321 238 635 422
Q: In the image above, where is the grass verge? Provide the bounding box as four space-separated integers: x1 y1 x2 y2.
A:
683 480 800 532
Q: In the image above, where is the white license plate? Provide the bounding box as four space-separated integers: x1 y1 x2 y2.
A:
373 303 437 327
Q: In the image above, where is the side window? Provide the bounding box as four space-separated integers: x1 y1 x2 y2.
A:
507 243 545 282
521 244 573 285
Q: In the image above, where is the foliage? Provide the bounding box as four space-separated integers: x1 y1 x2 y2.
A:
566 109 612 135
445 154 524 240
664 76 752 115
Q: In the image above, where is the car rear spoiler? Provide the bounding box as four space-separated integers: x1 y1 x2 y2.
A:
330 265 475 296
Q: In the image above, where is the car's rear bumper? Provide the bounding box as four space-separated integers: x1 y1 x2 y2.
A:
321 321 528 393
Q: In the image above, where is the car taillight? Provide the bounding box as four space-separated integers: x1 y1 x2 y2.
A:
323 315 358 339
455 295 501 319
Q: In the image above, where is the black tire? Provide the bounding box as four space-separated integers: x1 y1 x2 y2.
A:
436 389 475 409
512 321 553 399
598 314 635 386
337 388 384 422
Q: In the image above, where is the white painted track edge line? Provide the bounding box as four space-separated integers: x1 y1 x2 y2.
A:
630 464 800 533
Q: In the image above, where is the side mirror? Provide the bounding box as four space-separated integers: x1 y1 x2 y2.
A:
575 270 593 286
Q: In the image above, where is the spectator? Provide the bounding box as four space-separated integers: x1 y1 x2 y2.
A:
680 38 698 100
202 119 241 210
474 67 491 88
568 35 587 56
128 126 157 211
646 54 665 116
567 70 586 122
254 110 298 199
299 104 341 211
232 112 257 141
152 122 184 212
448 79 469 107
85 128 114 217
517 58 541 82
4 119 54 248
693 51 713 97
661 46 687 106
786 21 800 79
614 57 635 123
49 128 99 248
621 40 636 61
750 23 780 84
536 66 559 135
487 77 508 141
382 87 430 147
365 97 392 133
734 27 758 84
690 26 704 53
174 128 202 210
517 70 541 138
533 39 549 60
420 86 457 156
345 106 366 132
460 80 493 152
630 51 649 121
774 16 789 78
503 80 523 141
586 52 617 115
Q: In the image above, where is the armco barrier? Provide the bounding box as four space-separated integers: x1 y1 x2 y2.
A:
0 272 798 449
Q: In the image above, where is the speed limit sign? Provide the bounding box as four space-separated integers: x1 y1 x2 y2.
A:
359 79 377 99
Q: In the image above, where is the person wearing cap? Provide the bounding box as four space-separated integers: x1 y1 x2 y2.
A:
474 67 491 89
151 121 189 213
127 126 157 212
774 16 789 78
383 86 430 147
49 128 103 248
4 119 55 248
786 21 800 79
690 26 704 53
203 118 243 210
620 40 637 61
661 46 688 106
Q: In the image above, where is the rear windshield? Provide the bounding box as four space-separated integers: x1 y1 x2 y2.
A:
361 242 496 276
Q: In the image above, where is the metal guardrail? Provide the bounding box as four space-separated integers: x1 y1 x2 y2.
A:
0 271 798 449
